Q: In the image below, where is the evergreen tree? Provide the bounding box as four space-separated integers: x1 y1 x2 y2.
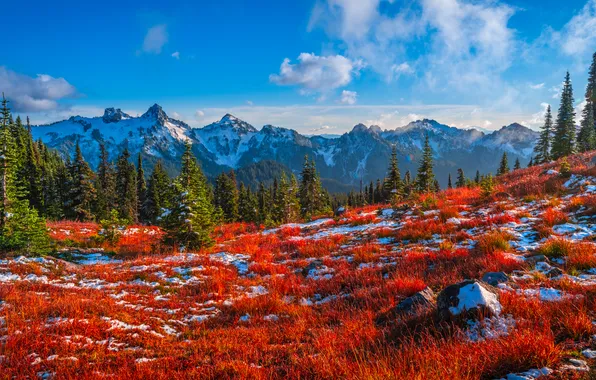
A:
94 143 116 220
527 157 534 167
383 145 403 200
214 171 239 223
551 72 576 159
136 154 148 223
70 144 96 221
162 142 214 250
146 160 172 224
534 105 553 164
238 183 258 223
0 95 17 228
497 152 509 176
299 156 329 218
474 170 480 184
447 173 453 189
115 149 138 223
578 101 595 152
456 168 466 188
514 158 521 170
374 179 384 202
415 134 435 192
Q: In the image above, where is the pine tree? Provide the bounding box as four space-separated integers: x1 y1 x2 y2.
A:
0 95 17 228
162 142 214 250
238 183 258 223
534 105 553 164
383 145 403 200
115 149 138 223
578 56 596 152
137 154 148 223
214 171 239 223
94 144 116 220
447 174 452 189
551 72 576 159
456 168 466 188
527 157 534 167
299 156 329 218
415 134 435 192
514 158 521 170
70 143 96 221
497 152 509 176
474 170 480 184
146 160 172 224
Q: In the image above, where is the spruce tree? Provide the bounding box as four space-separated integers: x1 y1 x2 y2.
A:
162 142 214 249
383 145 403 200
415 134 435 192
146 160 172 224
497 152 509 176
456 168 466 188
214 171 239 223
70 143 96 221
0 95 17 227
115 149 138 223
299 156 328 218
447 174 453 189
578 101 595 152
238 183 258 223
534 105 553 164
137 154 148 223
551 72 576 159
514 158 521 170
95 144 116 220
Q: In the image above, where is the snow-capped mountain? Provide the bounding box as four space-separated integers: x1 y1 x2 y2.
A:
32 105 539 189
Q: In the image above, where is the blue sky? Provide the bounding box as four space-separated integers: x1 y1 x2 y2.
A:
1 0 596 133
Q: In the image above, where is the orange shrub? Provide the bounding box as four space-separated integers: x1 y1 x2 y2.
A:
542 207 568 227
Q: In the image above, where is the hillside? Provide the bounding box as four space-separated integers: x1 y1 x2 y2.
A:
32 106 539 188
0 151 594 378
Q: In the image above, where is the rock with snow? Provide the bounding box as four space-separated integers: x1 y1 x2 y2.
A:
437 280 502 320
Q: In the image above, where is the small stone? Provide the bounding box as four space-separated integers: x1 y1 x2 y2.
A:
437 280 501 321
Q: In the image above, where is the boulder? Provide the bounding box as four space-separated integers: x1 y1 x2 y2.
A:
437 280 501 321
525 255 549 265
395 287 436 315
481 272 509 287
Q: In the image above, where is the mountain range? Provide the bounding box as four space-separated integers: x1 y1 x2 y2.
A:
32 104 539 190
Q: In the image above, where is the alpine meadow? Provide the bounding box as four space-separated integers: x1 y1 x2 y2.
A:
2 0 596 379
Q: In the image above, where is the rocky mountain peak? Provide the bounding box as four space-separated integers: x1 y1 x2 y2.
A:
142 103 167 123
102 108 131 124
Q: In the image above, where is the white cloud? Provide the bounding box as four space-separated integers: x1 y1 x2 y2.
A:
559 0 596 56
269 53 363 93
0 67 78 112
194 110 205 119
392 62 414 78
530 83 545 89
246 100 254 106
142 24 168 54
171 51 180 59
309 124 337 132
340 90 357 105
522 102 550 128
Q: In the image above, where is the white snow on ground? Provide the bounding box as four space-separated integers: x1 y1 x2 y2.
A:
499 367 553 380
306 265 335 280
449 283 502 317
70 252 123 265
552 223 595 241
464 315 516 342
209 252 250 275
517 287 576 302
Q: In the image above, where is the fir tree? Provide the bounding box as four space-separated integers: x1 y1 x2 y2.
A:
447 174 453 189
551 72 576 159
136 154 148 223
162 142 214 250
146 160 171 224
238 183 258 223
534 105 553 164
514 158 521 170
0 94 17 227
578 101 595 152
527 157 534 167
383 145 403 200
456 168 466 188
214 171 239 223
299 156 328 218
497 152 509 176
70 144 96 221
415 134 435 192
474 170 480 184
94 144 116 220
115 149 138 223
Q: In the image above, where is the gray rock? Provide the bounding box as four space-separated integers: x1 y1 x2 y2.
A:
481 272 509 287
395 287 436 315
525 255 549 265
335 207 346 217
437 280 501 321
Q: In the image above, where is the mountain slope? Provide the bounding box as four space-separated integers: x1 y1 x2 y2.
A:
32 105 539 189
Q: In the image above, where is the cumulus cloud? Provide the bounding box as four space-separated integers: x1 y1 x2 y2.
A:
194 110 205 119
0 67 78 112
309 124 337 132
559 0 596 56
171 51 180 59
142 24 168 54
269 53 363 93
522 102 550 128
392 62 414 78
530 83 545 89
340 90 357 105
